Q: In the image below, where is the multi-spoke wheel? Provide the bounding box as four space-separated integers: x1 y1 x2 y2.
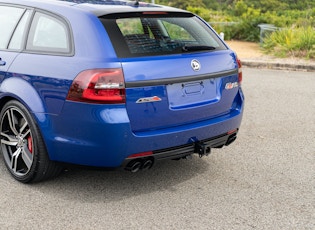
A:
0 100 61 183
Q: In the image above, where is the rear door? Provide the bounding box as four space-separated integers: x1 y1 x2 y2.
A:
101 12 240 133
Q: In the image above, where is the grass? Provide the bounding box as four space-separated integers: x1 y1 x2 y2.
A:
262 26 315 59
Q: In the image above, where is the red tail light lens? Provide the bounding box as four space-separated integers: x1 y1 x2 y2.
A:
67 68 125 104
237 58 242 85
127 151 153 159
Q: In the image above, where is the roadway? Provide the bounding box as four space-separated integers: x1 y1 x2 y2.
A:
0 68 314 229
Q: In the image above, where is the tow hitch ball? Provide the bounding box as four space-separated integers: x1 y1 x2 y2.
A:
194 142 211 158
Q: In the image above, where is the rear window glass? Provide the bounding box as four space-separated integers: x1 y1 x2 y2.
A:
100 12 226 58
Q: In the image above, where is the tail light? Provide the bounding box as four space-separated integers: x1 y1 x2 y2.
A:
66 68 125 104
127 151 153 159
237 58 242 85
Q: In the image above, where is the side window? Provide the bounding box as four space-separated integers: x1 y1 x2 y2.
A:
0 5 25 49
26 12 71 54
9 10 31 50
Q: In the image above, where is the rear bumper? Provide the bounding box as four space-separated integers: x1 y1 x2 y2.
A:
122 129 238 168
38 89 244 168
154 130 237 160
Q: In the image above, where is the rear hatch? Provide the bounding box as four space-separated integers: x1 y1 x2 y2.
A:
122 52 238 132
100 11 240 133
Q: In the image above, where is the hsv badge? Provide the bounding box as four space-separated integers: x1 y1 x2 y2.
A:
191 59 201 71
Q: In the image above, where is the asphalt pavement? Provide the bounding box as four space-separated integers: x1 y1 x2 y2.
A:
0 68 314 229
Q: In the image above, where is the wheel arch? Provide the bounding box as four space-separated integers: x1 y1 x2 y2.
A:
0 98 62 183
0 77 46 113
0 95 53 159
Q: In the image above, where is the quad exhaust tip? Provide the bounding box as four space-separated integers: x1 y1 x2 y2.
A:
125 158 154 173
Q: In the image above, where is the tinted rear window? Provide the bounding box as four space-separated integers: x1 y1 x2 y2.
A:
100 12 226 58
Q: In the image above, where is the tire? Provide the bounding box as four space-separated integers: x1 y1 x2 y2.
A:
0 100 62 183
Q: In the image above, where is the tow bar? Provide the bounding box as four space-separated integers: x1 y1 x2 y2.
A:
194 142 211 158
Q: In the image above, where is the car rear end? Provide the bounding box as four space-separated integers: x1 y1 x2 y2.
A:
0 0 243 183
63 4 244 171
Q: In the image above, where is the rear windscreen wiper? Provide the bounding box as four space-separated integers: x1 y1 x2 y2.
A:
182 45 216 52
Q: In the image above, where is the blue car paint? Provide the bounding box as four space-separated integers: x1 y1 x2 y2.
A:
0 0 244 168
43 95 243 167
0 74 45 112
123 51 239 132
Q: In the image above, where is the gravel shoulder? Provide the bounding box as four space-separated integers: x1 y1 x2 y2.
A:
226 40 315 71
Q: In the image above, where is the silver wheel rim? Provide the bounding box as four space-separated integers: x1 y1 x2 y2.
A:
1 107 34 176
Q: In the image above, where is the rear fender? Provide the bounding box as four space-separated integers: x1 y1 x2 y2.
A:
0 76 57 160
0 76 45 113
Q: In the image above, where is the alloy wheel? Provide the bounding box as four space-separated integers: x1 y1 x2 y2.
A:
0 106 34 177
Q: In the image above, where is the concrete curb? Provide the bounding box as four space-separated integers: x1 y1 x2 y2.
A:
241 59 315 72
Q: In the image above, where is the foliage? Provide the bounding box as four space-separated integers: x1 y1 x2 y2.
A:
154 0 205 9
151 0 315 59
153 0 315 11
262 26 315 59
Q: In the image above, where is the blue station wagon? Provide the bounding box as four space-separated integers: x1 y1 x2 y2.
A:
0 0 244 183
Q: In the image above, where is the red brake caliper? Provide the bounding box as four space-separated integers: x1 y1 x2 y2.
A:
27 136 33 153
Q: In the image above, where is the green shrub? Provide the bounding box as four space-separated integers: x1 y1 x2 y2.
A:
262 26 315 59
187 2 315 59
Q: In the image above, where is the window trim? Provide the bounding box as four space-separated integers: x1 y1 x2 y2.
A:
0 4 74 56
7 8 32 51
25 9 74 56
0 4 26 51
